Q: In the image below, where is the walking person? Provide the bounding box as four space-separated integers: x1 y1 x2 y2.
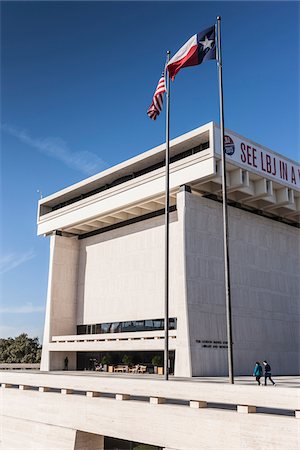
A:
64 356 69 371
253 361 263 385
262 360 276 385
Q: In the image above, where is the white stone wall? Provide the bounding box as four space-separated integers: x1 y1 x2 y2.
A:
41 192 299 377
184 193 300 376
76 213 182 325
75 204 192 377
0 416 77 450
41 208 192 376
41 235 79 371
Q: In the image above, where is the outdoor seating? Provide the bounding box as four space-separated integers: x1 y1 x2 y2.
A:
113 365 128 373
112 364 147 374
128 365 139 373
137 365 147 373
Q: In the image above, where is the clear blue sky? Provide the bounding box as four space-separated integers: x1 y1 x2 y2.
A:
1 1 299 341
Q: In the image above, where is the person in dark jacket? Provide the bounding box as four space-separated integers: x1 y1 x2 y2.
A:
64 356 68 371
253 361 263 385
262 360 276 385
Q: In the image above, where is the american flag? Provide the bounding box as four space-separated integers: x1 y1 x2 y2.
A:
147 74 166 120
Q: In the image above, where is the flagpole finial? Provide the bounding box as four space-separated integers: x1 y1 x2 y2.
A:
217 16 221 20
167 50 170 55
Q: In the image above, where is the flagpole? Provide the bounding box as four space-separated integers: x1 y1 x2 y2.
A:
164 50 171 381
216 16 234 384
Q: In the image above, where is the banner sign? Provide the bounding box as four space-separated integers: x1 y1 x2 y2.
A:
214 127 300 190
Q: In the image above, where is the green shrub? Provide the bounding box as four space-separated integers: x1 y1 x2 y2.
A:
101 354 112 365
122 354 133 365
151 355 163 367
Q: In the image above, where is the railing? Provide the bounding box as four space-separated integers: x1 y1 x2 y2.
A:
2 372 299 449
52 329 177 343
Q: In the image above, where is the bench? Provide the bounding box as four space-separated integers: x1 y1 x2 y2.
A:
114 366 128 373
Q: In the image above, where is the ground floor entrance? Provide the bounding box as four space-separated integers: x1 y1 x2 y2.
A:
77 350 175 374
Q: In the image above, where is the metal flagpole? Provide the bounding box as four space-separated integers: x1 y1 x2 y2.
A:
164 50 171 381
216 16 234 384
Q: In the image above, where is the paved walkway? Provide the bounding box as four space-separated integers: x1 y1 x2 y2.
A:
33 370 300 388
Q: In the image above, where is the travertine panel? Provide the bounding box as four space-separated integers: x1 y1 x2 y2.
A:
0 416 76 450
76 213 182 325
184 193 300 376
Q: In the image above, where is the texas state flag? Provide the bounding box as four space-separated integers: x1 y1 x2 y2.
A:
167 25 216 80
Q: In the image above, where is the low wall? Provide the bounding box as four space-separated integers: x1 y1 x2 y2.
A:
1 372 299 450
0 363 40 370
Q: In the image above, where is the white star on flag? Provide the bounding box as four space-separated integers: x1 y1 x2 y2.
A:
199 35 214 50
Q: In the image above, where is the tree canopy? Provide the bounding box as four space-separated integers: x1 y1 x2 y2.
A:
0 333 42 363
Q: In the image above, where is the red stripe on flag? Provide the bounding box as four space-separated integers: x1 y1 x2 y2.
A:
147 75 166 121
167 44 199 80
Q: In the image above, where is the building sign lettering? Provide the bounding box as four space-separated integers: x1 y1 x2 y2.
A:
214 127 300 190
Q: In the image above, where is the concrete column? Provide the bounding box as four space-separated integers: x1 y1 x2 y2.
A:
74 431 104 450
41 234 79 371
173 187 192 378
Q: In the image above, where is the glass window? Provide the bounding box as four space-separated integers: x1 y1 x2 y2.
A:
77 318 177 335
95 324 102 334
101 323 110 334
145 320 153 329
111 322 121 333
135 321 144 331
122 322 132 331
77 325 87 335
153 320 162 329
169 318 177 330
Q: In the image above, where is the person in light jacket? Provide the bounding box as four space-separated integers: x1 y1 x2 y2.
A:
253 361 263 385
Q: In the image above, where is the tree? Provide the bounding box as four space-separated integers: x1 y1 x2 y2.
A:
0 333 42 363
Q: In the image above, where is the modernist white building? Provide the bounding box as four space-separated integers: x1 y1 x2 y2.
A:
38 122 300 377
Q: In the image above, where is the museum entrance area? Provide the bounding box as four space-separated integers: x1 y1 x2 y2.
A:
76 350 175 374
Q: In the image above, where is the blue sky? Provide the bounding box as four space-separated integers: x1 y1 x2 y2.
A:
1 1 299 341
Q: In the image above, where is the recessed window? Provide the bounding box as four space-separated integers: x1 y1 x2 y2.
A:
77 318 177 335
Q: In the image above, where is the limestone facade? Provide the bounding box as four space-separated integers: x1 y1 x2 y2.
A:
38 123 300 376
